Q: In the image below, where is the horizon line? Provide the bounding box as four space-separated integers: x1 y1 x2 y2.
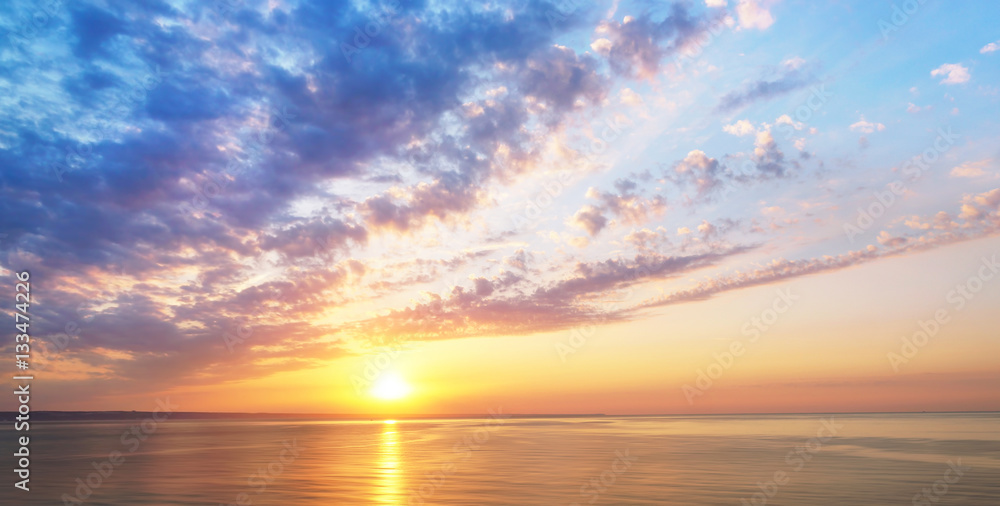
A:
5 409 998 419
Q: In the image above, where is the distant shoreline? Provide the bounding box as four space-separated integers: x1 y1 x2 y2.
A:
1 411 997 422
0 412 607 422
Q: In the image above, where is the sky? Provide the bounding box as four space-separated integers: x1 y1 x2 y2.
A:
1 0 998 415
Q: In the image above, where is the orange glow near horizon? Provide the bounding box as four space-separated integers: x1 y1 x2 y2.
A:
13 238 1000 416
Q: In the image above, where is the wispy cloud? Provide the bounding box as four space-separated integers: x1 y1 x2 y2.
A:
931 63 971 85
716 59 816 112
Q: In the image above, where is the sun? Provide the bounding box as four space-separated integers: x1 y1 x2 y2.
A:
371 371 412 400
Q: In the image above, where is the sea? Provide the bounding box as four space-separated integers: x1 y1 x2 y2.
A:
1 412 997 505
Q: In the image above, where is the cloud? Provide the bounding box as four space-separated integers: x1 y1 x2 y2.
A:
352 247 751 343
752 129 789 176
931 63 971 85
876 230 907 248
636 189 1000 311
503 249 533 271
572 177 668 235
2 0 996 409
775 114 803 130
636 247 881 310
967 188 1000 216
571 205 609 236
0 0 631 397
69 5 128 59
619 87 645 106
696 220 717 237
850 116 886 133
511 45 609 118
716 59 814 112
735 0 774 30
664 129 798 202
624 227 670 252
259 218 368 259
723 119 756 136
359 175 489 233
592 5 715 78
949 159 993 179
590 181 667 222
673 150 724 195
981 41 999 54
782 56 806 69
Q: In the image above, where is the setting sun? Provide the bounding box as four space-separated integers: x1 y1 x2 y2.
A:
371 372 413 401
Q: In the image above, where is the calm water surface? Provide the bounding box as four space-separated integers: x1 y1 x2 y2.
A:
1 413 998 504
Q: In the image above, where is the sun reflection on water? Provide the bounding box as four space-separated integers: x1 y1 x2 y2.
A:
377 420 401 504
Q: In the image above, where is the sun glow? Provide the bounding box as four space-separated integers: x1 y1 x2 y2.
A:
371 372 412 400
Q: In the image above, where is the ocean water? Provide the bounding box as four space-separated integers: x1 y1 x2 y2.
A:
1 413 998 505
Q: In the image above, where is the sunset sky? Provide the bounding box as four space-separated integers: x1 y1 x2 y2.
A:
1 0 999 415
